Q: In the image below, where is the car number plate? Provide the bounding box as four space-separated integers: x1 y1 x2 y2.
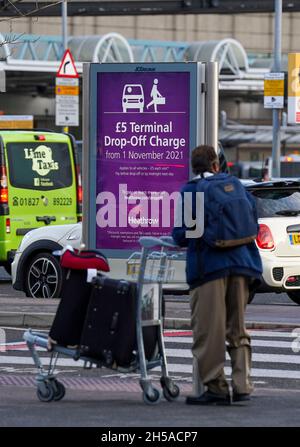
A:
289 233 300 245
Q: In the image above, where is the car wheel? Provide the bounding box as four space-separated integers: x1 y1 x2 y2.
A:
287 291 300 305
25 252 62 299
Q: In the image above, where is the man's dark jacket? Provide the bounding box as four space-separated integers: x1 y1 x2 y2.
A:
172 173 263 290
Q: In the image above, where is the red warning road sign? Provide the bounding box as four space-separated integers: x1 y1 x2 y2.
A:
57 49 79 78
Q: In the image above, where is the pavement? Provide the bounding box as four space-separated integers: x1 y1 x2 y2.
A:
1 292 300 330
1 385 300 427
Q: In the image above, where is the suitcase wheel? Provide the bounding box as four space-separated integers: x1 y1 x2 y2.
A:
36 379 66 402
51 379 66 401
162 383 180 402
36 381 55 402
142 387 161 405
160 377 180 402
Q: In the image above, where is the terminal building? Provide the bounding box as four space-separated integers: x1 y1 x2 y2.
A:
0 10 300 166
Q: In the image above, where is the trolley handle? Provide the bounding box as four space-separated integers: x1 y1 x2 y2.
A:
139 236 178 249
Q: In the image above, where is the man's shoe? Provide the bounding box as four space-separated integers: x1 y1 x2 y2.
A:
232 393 251 402
186 390 231 406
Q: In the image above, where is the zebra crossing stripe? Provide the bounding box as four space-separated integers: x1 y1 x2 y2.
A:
1 330 297 351
164 330 299 338
165 348 300 364
154 363 300 379
164 337 295 348
2 350 300 366
249 331 300 338
1 338 296 353
0 355 85 367
1 338 296 351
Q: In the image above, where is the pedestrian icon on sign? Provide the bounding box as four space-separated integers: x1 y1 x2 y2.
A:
146 79 166 113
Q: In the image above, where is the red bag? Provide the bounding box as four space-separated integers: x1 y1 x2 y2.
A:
60 249 110 272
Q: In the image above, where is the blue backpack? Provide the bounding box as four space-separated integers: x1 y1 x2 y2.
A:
195 173 258 248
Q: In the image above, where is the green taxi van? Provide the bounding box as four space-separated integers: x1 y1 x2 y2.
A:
0 130 82 272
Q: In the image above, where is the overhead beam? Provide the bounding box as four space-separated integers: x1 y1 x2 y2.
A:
0 1 299 17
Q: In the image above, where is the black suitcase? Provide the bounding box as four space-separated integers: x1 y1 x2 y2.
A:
49 268 92 347
142 326 158 361
80 276 137 367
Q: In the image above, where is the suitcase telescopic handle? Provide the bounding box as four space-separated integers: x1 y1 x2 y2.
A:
138 236 178 249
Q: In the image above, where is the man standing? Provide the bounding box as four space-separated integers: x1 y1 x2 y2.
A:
172 145 262 405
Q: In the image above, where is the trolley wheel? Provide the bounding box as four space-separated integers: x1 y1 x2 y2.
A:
162 384 180 402
143 387 161 405
52 380 66 401
37 382 55 402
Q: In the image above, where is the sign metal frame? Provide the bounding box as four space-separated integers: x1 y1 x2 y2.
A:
82 62 201 257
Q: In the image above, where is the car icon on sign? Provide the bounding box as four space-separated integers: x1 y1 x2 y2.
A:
122 84 144 113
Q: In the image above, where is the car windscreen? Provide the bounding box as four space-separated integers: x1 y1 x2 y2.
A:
250 188 300 218
6 142 73 190
124 85 142 95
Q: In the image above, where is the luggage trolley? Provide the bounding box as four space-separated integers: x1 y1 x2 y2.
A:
23 236 184 405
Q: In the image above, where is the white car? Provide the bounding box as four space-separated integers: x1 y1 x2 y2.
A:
12 223 82 299
11 180 300 304
246 179 300 304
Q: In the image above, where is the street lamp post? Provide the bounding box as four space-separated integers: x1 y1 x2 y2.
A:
62 0 68 52
271 0 282 178
62 0 68 133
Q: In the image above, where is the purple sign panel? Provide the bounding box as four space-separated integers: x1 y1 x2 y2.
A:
96 71 190 250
